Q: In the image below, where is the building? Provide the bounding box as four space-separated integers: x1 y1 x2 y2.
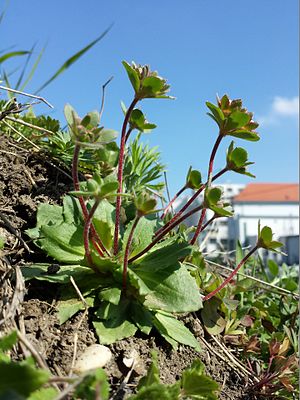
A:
173 182 299 264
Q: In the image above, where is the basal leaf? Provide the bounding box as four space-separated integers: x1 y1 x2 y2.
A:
137 351 160 389
122 216 158 258
39 223 85 263
93 318 137 345
57 297 94 324
154 312 201 352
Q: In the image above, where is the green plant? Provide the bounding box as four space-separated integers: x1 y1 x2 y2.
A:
22 61 285 354
128 352 219 400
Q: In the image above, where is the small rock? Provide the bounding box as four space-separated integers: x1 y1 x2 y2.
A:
74 344 112 373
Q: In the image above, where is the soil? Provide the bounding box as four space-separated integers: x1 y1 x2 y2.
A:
0 135 261 399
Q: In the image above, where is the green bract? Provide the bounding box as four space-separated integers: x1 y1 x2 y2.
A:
64 103 118 148
204 187 234 217
121 102 157 133
226 141 255 177
206 95 260 141
257 222 284 252
186 167 202 190
122 61 174 100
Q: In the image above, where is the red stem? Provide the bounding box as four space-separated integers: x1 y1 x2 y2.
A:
113 98 139 255
160 184 187 219
190 134 223 244
190 209 207 245
72 144 108 257
125 127 134 144
129 204 203 264
122 216 140 290
202 245 258 301
83 199 100 272
155 167 228 238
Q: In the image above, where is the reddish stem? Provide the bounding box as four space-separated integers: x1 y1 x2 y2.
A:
125 127 134 144
72 144 109 257
190 134 223 244
122 216 140 291
83 199 100 272
190 209 207 245
160 184 187 220
113 98 139 255
155 167 228 238
203 245 258 301
129 204 203 264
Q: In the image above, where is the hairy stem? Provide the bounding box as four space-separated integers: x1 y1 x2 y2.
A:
72 144 108 257
83 199 101 272
160 184 187 219
155 167 228 238
190 134 223 244
203 245 258 301
122 215 141 291
113 98 139 255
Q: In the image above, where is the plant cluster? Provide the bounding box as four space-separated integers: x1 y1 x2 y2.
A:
1 58 298 398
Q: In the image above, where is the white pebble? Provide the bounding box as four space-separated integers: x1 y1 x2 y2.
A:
74 344 112 373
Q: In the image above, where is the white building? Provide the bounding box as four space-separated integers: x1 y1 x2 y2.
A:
172 182 299 264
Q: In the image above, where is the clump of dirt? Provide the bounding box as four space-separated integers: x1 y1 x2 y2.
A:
0 135 258 399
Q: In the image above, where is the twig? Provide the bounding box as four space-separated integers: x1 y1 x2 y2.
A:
209 334 259 383
6 116 57 136
199 218 216 251
205 259 300 299
99 76 113 123
0 85 53 108
53 376 85 400
2 120 41 150
0 211 31 252
69 276 89 376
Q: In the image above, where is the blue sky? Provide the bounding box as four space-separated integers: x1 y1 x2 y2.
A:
1 0 298 194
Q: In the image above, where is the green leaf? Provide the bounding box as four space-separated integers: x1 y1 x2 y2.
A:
93 300 137 344
225 111 251 131
0 331 17 352
154 312 201 352
122 216 158 258
99 129 118 143
201 299 226 335
57 297 93 324
130 302 153 335
205 187 222 206
0 361 49 397
206 102 225 127
268 259 279 276
122 61 140 93
228 130 260 141
142 76 165 96
137 351 160 389
186 168 202 190
99 287 122 305
182 359 219 399
128 383 180 400
74 368 109 400
39 223 85 263
35 27 112 93
25 203 63 240
260 226 273 245
28 387 58 400
230 147 248 167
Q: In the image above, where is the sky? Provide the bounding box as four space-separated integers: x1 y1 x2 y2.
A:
1 0 299 194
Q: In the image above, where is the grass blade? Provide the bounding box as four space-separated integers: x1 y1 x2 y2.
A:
0 51 31 64
20 46 45 91
35 25 113 94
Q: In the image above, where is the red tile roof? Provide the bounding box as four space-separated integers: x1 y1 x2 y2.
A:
234 183 299 202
